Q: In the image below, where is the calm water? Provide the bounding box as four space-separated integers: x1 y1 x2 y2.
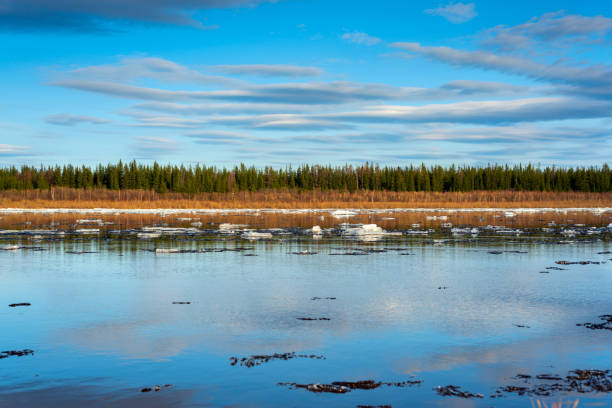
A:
1 234 611 407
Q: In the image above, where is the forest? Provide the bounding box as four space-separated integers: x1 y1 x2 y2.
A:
0 162 610 193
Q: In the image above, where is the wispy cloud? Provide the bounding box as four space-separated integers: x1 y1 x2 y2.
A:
130 136 179 158
391 42 612 98
55 75 532 105
53 79 409 104
45 113 111 126
341 31 381 46
481 11 612 51
0 144 30 156
63 57 242 87
424 2 477 23
0 0 274 31
209 64 323 78
187 130 254 144
130 101 318 115
322 97 612 125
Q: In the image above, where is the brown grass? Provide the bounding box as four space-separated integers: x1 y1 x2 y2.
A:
1 188 610 209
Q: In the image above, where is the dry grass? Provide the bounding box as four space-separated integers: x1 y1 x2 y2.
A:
1 188 610 209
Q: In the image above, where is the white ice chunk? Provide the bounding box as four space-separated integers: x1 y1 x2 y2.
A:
155 248 180 254
242 231 273 240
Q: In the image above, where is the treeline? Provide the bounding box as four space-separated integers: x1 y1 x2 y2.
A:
0 162 610 193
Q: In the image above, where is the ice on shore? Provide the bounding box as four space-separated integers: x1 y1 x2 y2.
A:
76 219 103 225
139 227 199 235
451 227 479 235
74 229 100 234
339 223 401 241
405 229 430 235
331 210 357 219
1 245 20 250
426 215 448 221
137 232 162 239
218 223 248 233
242 231 273 240
1 207 611 217
155 248 181 254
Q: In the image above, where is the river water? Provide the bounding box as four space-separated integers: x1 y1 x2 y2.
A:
1 211 611 407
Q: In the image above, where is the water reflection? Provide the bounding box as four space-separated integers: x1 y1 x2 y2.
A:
0 236 611 407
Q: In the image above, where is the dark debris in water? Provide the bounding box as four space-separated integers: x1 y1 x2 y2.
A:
140 384 172 393
296 317 331 321
0 349 34 359
513 324 530 328
498 369 612 397
171 301 191 305
279 379 422 394
311 297 336 300
546 266 566 270
434 385 483 399
576 315 612 331
556 260 600 265
488 251 503 255
8 302 30 307
230 352 325 368
536 374 563 381
356 405 392 408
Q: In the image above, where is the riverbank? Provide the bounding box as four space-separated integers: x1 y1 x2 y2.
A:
1 189 610 209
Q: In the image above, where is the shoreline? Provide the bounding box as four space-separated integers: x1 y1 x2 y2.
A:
2 207 611 214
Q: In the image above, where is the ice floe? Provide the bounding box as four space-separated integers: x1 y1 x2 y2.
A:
330 210 357 219
242 231 273 240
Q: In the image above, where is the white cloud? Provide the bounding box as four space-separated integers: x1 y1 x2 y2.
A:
391 42 612 97
209 64 322 77
341 31 381 46
425 2 477 24
0 144 30 155
45 113 110 126
131 136 180 157
64 57 243 87
322 97 612 124
481 11 612 51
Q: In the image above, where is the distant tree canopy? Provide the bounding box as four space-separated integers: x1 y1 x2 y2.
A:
0 162 610 193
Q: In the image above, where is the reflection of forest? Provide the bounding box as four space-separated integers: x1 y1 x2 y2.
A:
0 209 609 231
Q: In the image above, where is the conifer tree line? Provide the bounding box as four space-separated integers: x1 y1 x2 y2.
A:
0 162 610 193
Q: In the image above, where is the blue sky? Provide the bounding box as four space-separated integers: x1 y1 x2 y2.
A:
1 0 611 167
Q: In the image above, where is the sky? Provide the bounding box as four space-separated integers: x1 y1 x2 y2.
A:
1 0 611 167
